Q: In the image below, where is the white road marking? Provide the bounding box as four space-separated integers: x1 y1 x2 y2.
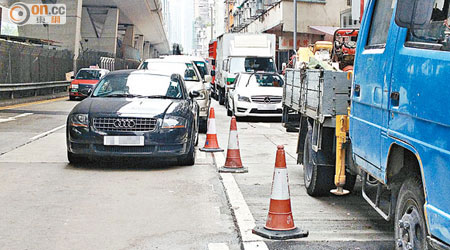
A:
214 152 269 249
30 124 66 141
13 113 34 118
208 243 230 250
0 113 33 123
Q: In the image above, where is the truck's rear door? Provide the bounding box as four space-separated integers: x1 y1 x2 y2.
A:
350 0 398 180
388 0 450 243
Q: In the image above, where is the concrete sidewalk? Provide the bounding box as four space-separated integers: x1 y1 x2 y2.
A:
207 100 394 249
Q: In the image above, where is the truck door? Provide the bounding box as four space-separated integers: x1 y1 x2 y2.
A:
388 0 450 243
350 0 397 180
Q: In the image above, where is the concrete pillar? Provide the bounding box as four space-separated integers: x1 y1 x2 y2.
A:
149 45 155 58
143 42 151 59
123 25 135 47
13 0 82 70
80 7 119 56
135 35 144 60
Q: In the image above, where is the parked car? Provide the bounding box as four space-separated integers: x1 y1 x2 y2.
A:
227 72 284 118
66 70 200 166
138 58 211 132
69 68 109 100
161 55 211 79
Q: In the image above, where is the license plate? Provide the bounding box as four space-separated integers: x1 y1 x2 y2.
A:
71 89 78 92
103 136 144 146
257 104 277 110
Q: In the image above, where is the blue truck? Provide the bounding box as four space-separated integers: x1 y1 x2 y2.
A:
285 0 450 248
351 0 449 248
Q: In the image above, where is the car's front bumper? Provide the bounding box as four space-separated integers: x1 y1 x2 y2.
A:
234 100 282 117
196 95 211 119
67 125 191 158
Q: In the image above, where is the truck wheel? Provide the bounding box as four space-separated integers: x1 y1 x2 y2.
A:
303 130 334 196
218 88 225 105
344 173 357 192
395 176 428 250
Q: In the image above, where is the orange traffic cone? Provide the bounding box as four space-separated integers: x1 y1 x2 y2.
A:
252 145 308 240
200 107 224 152
219 116 247 173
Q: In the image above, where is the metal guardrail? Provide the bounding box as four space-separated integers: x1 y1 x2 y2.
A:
0 81 70 99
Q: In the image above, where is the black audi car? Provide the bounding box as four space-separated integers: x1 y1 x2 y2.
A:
66 70 200 165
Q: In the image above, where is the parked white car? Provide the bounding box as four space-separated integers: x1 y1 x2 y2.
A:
227 72 284 118
138 58 211 132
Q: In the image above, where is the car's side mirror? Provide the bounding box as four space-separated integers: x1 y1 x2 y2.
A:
210 70 215 77
70 76 75 80
189 90 200 99
395 0 433 29
80 88 92 96
204 75 213 83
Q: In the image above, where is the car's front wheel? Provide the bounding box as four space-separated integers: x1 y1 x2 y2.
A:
178 142 195 166
67 151 88 165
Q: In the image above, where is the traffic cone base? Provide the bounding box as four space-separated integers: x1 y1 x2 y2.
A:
252 226 308 240
200 147 224 152
218 166 248 173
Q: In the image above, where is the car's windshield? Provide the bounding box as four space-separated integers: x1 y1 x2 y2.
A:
92 73 183 99
194 61 208 78
229 57 276 74
141 62 200 82
75 70 102 80
245 74 283 87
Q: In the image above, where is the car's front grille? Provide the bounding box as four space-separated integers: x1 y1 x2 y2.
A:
93 117 158 132
251 95 282 104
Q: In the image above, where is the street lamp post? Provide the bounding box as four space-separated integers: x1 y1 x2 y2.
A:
293 0 297 54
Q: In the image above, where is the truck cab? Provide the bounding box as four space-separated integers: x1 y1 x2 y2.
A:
215 34 276 106
350 0 450 248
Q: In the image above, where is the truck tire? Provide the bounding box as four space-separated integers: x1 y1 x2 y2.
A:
395 176 428 250
303 130 335 196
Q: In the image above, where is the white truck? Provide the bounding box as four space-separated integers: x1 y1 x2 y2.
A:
214 33 276 105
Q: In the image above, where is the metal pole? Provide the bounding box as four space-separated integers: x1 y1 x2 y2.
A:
293 0 297 54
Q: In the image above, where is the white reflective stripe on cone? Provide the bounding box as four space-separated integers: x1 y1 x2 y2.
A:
207 118 216 134
270 168 290 200
227 130 239 149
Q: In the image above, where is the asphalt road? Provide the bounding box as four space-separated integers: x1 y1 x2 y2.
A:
0 97 394 250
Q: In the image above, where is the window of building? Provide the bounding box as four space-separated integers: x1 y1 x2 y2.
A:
366 0 394 48
406 0 450 51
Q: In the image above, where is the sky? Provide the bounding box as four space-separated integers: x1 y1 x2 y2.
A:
167 0 194 54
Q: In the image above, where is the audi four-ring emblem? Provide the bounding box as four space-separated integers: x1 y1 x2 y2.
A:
114 119 136 128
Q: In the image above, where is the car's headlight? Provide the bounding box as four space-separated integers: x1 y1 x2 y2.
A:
238 94 251 103
162 116 187 129
70 114 89 127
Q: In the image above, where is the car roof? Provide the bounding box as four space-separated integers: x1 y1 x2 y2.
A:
105 69 175 78
78 68 109 72
163 55 206 61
